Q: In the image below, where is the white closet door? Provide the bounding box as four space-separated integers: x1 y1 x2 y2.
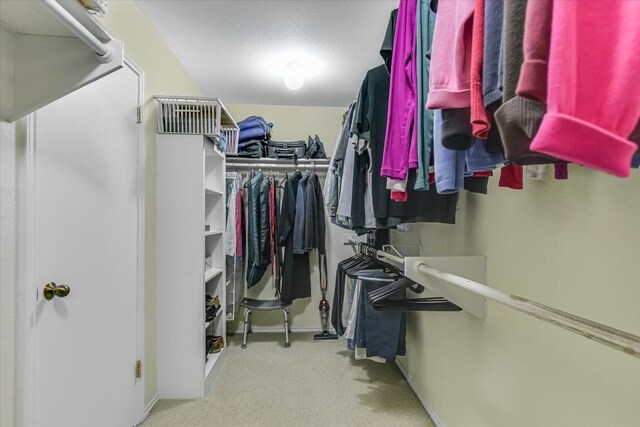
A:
31 62 141 427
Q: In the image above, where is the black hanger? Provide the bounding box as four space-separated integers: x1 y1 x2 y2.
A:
367 276 421 303
372 298 461 312
366 275 461 312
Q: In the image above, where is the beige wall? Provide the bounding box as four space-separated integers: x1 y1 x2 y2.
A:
393 165 640 426
225 104 350 333
98 1 204 405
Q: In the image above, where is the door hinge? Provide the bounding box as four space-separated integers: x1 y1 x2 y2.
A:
135 360 142 378
136 106 142 124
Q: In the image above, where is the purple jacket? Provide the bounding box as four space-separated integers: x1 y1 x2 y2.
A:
381 0 418 181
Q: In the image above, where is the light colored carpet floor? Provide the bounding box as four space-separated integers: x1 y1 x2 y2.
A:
143 332 434 427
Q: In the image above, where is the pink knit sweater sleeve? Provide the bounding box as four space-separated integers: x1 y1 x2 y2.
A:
530 0 640 177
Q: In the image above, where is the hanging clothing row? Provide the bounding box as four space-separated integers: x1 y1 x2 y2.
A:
225 172 245 317
230 168 327 305
333 0 639 215
324 6 490 233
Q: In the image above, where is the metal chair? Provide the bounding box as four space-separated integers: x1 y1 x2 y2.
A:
239 298 292 349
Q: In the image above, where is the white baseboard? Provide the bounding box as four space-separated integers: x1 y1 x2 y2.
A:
395 359 445 427
135 393 158 426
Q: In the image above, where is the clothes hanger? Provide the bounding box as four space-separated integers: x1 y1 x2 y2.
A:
242 170 253 188
342 243 381 274
338 251 367 271
366 276 461 312
366 276 424 303
345 254 382 276
371 298 462 312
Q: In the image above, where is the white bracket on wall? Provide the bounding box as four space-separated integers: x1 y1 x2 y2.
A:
404 256 487 320
342 233 367 245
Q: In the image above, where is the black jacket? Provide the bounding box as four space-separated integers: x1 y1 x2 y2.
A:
277 172 311 303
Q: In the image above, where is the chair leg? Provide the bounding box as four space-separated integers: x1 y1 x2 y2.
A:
241 309 251 349
283 308 291 348
248 311 253 334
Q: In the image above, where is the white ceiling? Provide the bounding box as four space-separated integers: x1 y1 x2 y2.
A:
137 0 398 107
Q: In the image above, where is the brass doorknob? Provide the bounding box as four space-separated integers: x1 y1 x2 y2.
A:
43 282 70 300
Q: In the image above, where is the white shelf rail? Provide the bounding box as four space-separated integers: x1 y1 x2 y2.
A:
40 0 114 62
345 236 640 359
226 158 330 172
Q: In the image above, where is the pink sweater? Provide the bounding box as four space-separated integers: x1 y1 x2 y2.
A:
426 0 475 109
530 0 640 177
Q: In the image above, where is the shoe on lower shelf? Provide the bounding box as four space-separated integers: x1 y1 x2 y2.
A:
205 335 216 356
207 335 224 354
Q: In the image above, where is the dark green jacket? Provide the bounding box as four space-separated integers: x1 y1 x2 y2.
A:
245 171 270 287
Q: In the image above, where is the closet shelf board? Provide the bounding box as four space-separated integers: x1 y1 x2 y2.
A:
205 308 223 328
205 144 226 160
0 0 124 122
205 230 223 237
205 188 224 196
205 347 225 377
205 267 223 282
204 307 222 329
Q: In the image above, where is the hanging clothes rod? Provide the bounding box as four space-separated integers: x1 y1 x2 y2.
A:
414 263 640 359
346 236 640 358
40 0 114 63
226 158 330 171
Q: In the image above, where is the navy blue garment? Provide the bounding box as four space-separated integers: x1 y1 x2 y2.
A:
353 271 393 351
293 172 310 254
363 277 406 361
353 272 407 361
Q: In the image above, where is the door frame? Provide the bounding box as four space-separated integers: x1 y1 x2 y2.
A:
15 54 146 427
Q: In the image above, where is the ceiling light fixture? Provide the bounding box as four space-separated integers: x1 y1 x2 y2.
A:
283 62 304 90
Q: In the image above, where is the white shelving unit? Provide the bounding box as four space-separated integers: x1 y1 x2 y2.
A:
156 134 227 399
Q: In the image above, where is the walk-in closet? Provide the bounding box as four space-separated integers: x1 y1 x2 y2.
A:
1 1 638 427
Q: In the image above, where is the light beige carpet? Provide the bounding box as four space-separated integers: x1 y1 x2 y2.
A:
144 333 434 427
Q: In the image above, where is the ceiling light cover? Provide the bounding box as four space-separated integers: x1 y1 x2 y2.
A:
284 62 304 90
